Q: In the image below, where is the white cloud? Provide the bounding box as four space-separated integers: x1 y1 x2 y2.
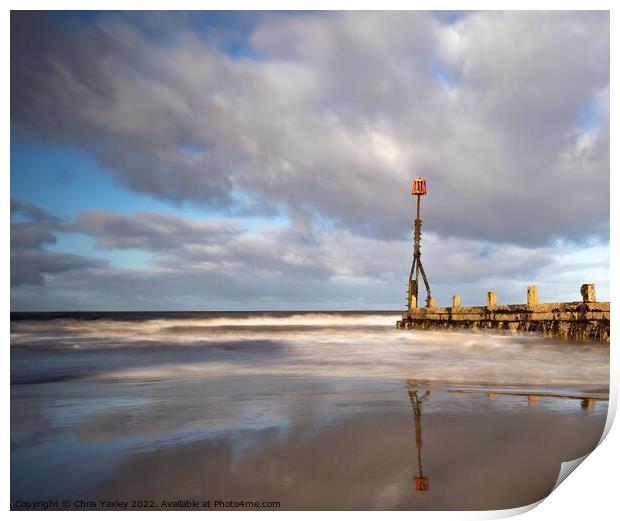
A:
12 11 609 244
10 11 610 309
10 207 610 310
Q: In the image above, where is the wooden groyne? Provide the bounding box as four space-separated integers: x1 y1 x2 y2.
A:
396 284 610 343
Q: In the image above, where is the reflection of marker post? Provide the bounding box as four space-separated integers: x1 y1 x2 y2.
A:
581 398 596 410
408 386 430 493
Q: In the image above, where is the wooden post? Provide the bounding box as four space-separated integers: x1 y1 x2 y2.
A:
452 295 461 309
527 286 538 306
487 291 497 308
580 284 596 303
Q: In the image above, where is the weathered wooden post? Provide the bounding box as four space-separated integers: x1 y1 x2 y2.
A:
581 284 596 303
427 297 436 308
527 286 538 306
487 291 497 308
452 295 461 309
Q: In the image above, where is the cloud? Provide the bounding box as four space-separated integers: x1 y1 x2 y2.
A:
11 11 609 246
10 199 108 287
72 209 239 251
11 196 60 222
72 207 551 286
11 206 607 310
11 250 106 287
10 12 610 310
10 221 57 251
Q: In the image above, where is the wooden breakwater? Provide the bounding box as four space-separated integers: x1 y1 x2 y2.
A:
396 284 610 343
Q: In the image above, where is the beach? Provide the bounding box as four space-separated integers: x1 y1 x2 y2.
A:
11 312 609 510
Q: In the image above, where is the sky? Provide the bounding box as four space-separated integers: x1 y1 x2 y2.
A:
10 10 610 311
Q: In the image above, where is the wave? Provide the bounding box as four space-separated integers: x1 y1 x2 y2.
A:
10 314 609 389
11 312 399 337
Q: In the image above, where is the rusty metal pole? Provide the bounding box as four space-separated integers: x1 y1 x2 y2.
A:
407 178 432 310
416 193 421 222
413 197 422 307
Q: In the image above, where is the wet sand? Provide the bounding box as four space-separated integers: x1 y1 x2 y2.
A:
10 313 609 510
11 376 607 510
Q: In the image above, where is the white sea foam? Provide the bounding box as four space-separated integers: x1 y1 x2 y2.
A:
11 313 609 388
10 313 397 338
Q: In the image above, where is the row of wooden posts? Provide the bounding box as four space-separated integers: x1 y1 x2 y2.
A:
418 284 597 310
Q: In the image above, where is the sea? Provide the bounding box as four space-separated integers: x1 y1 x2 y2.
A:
10 311 610 510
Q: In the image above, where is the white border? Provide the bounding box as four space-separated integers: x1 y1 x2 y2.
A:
3 2 616 519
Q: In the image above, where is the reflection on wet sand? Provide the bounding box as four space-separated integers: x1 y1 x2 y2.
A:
11 312 609 510
461 388 607 410
408 381 430 493
11 377 607 510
